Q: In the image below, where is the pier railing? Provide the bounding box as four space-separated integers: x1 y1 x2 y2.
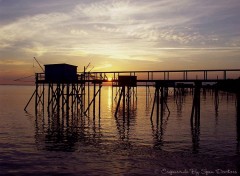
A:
83 69 240 82
36 69 240 83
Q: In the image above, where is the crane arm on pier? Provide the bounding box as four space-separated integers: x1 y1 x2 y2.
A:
33 57 44 72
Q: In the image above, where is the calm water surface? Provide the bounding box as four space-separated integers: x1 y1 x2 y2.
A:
0 85 239 175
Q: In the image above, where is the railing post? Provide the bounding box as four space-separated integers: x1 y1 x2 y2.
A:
183 71 188 80
204 71 208 80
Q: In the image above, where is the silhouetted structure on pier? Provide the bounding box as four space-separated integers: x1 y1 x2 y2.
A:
25 67 240 119
25 66 240 151
25 64 240 152
115 76 137 117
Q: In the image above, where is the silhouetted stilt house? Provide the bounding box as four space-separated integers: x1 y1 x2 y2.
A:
45 64 78 83
32 64 86 116
115 76 137 117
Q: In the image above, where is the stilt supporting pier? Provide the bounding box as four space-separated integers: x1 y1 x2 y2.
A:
190 81 201 153
191 81 201 125
114 76 137 117
84 81 102 117
150 81 170 121
237 90 240 143
25 67 240 153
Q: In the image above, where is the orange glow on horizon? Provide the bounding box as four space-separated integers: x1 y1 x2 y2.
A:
107 77 113 82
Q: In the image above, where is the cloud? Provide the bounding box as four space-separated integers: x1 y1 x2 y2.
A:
93 63 113 71
0 12 71 46
72 0 140 21
0 59 31 66
1 0 239 49
70 29 88 36
0 0 240 69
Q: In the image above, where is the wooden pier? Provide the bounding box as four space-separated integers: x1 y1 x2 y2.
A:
25 65 240 152
25 66 240 125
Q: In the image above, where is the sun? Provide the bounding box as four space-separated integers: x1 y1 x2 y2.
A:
107 77 113 82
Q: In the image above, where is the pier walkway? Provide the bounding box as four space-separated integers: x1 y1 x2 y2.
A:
36 69 240 84
25 68 240 118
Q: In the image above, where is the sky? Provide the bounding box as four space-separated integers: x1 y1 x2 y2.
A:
0 0 240 84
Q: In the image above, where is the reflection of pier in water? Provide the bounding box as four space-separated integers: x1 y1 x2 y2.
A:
35 107 102 152
237 92 240 154
25 64 240 151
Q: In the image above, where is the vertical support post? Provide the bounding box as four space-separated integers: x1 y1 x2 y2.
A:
51 84 54 113
42 84 45 114
61 84 65 115
56 83 60 117
112 79 114 104
236 81 240 144
135 85 137 103
47 83 51 113
75 83 78 115
93 82 96 118
66 83 70 117
160 85 164 120
88 74 90 111
146 84 148 106
35 73 39 114
156 83 160 124
191 81 201 125
127 86 131 117
223 70 227 80
83 82 85 117
190 81 201 153
99 83 101 118
204 71 208 80
71 83 74 115
123 86 126 118
80 82 84 116
237 92 240 140
83 67 86 115
62 84 65 128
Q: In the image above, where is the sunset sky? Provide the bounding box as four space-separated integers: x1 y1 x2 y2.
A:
0 0 240 84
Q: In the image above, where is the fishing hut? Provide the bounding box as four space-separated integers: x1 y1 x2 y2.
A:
44 64 83 115
115 76 137 117
25 63 86 117
45 64 78 83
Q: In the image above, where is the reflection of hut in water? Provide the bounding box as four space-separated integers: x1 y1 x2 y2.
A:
35 113 102 152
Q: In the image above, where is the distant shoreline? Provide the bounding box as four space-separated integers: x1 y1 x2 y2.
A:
0 84 34 86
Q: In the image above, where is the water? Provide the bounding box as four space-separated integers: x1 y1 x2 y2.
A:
0 85 239 175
